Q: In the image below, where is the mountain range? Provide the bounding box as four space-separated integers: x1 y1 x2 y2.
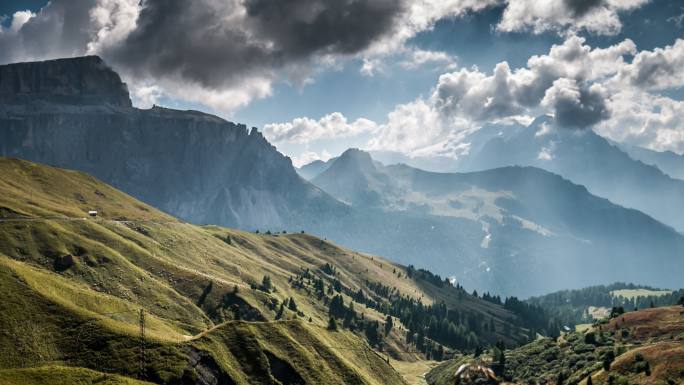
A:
2 56 683 298
309 148 684 296
450 116 684 233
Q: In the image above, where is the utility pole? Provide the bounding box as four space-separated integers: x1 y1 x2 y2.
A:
139 309 146 379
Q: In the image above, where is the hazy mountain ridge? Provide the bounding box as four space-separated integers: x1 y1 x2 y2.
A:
311 149 684 297
458 116 684 232
618 143 684 181
297 159 334 180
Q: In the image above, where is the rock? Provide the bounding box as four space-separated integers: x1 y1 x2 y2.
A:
454 364 501 385
0 56 131 107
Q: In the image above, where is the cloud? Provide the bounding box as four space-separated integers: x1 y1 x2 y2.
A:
430 36 632 124
364 0 502 56
263 112 378 144
616 38 684 90
102 0 409 91
0 0 507 114
538 140 557 160
433 62 525 122
0 0 653 116
497 0 649 35
668 9 684 28
0 0 95 63
596 90 684 154
367 99 449 155
244 0 405 57
6 10 35 33
130 83 162 108
368 35 684 156
86 0 139 54
400 48 457 70
541 78 609 128
261 32 684 161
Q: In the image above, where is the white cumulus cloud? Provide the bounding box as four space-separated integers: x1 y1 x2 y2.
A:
497 0 650 36
263 112 378 144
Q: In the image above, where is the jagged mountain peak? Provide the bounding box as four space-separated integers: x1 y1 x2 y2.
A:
334 148 378 171
313 149 391 207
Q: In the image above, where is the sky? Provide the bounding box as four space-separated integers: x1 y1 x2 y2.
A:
1 0 683 166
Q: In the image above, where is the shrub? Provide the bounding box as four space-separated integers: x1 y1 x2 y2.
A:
584 332 597 345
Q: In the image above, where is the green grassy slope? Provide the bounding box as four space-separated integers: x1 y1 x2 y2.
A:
0 366 153 385
0 157 528 384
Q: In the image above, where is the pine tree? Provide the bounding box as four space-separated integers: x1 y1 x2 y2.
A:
556 371 566 385
603 350 614 371
260 275 273 292
327 317 338 331
586 375 593 385
288 297 298 312
384 315 393 335
275 303 285 320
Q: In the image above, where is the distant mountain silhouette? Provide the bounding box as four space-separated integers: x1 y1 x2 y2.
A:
458 116 684 232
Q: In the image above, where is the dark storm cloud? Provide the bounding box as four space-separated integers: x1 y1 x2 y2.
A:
549 85 610 129
244 0 403 56
563 0 605 17
104 0 405 89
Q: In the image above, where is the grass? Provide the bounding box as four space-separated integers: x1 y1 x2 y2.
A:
389 359 439 385
0 366 154 385
576 323 593 332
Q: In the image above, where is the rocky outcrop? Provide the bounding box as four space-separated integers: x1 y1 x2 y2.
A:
0 56 132 107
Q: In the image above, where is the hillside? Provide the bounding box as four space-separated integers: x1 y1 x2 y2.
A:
0 157 531 384
310 149 684 297
426 305 684 385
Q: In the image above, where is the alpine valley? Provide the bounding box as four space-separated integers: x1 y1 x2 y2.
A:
1 56 683 385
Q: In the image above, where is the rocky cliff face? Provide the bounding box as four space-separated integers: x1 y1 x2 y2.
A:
0 56 132 107
0 56 344 230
